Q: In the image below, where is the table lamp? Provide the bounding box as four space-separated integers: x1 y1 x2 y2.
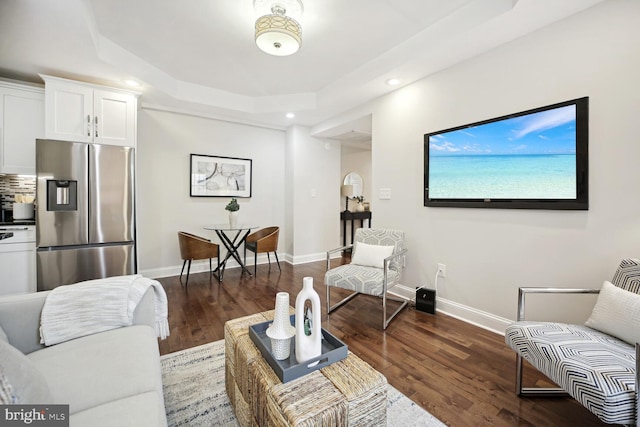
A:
341 184 355 212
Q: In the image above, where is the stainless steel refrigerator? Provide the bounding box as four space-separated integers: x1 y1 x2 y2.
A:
36 139 136 291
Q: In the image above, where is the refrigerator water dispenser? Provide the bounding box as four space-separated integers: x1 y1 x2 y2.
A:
47 180 78 211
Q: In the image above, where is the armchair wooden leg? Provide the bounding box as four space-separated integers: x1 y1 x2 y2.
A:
267 252 271 270
180 260 187 281
254 252 257 275
274 251 281 271
185 259 192 287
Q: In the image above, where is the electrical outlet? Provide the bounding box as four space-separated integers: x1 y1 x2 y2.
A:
437 263 446 278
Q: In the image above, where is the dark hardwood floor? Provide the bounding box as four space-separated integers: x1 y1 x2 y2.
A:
156 259 609 427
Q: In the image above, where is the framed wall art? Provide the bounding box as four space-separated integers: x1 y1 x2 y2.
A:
190 154 252 197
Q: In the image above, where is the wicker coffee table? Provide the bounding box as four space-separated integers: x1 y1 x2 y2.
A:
225 311 387 426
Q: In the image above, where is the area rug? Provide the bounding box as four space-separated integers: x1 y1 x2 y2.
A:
161 340 445 427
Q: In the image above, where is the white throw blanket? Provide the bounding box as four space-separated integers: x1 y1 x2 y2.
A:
40 274 170 346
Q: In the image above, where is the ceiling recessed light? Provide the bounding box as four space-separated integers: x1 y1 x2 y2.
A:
385 78 400 86
286 112 295 118
124 79 140 87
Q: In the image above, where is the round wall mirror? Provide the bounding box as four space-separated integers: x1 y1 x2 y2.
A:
343 172 363 197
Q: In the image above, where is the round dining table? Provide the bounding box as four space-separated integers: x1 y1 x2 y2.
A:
204 224 258 280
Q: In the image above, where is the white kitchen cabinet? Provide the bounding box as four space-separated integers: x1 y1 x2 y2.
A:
41 75 138 147
0 226 36 296
0 81 44 175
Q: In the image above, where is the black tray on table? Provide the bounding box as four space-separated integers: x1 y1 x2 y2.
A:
248 314 348 383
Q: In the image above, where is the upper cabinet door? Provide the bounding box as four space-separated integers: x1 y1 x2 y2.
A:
0 82 45 175
93 89 137 147
42 75 138 147
45 80 93 143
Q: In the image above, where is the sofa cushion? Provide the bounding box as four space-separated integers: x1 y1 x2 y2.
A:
505 321 636 425
585 280 640 345
70 391 166 427
27 325 164 416
0 339 52 404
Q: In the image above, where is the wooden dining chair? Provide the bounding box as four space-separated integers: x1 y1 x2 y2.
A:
177 231 220 286
244 226 281 275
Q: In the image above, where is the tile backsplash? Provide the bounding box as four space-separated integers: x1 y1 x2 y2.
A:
0 175 36 210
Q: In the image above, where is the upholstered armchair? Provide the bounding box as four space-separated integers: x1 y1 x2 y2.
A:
505 258 640 425
325 228 408 329
244 226 281 275
177 231 220 286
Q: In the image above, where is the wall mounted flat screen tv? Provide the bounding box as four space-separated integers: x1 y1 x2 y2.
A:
424 97 588 210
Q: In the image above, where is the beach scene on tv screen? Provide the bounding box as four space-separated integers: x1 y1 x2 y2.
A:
428 104 577 199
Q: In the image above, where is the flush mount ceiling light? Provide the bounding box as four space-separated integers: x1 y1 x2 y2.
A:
254 0 303 56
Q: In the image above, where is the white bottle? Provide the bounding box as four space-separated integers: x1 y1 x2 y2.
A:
295 277 322 365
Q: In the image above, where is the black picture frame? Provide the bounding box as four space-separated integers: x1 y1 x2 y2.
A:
190 154 252 198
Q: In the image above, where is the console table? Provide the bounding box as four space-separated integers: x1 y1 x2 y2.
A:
225 311 387 426
340 210 372 248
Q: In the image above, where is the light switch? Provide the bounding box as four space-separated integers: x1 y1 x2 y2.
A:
311 188 317 198
379 188 391 200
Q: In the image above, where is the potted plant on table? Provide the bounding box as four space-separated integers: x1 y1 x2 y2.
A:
225 198 240 228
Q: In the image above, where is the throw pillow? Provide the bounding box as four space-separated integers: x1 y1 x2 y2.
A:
351 242 395 269
0 339 52 404
585 280 640 345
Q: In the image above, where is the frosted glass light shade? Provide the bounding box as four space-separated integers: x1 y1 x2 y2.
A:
255 14 302 56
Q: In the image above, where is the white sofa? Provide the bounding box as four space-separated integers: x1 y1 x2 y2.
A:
0 288 167 426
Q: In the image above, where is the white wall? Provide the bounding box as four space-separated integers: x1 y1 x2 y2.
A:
136 109 286 277
320 0 640 332
286 126 341 263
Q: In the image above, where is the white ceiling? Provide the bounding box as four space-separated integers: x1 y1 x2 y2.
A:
0 0 604 130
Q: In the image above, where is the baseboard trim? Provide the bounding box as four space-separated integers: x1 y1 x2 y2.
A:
140 253 287 279
287 251 341 266
435 297 511 336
